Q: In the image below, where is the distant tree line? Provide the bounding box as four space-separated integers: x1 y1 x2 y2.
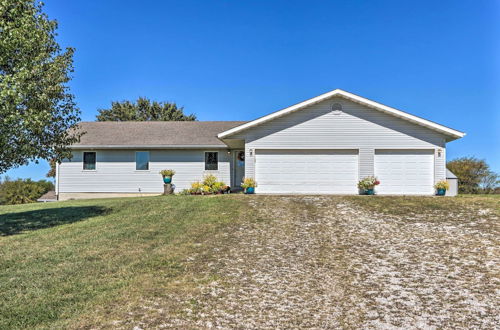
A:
447 157 499 194
0 178 54 205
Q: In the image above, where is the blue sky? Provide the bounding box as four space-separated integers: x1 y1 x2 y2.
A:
5 0 499 180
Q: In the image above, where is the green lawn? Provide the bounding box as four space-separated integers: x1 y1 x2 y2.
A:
0 195 245 329
1 194 498 329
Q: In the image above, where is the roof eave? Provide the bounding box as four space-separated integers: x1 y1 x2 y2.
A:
70 144 230 149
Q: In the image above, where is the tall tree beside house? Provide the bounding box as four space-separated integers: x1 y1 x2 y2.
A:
447 157 498 194
96 97 196 121
0 0 81 173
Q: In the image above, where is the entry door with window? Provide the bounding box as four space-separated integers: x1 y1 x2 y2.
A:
234 150 245 187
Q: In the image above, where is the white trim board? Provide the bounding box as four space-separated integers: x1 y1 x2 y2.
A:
218 89 465 141
70 145 229 149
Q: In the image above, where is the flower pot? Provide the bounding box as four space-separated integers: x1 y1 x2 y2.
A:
436 188 446 196
365 188 374 195
245 187 255 194
163 176 172 184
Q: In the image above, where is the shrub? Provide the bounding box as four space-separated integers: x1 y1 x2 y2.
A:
434 180 450 190
159 169 176 177
190 181 203 194
241 177 257 189
0 179 54 205
210 181 225 193
357 176 380 190
202 174 218 186
187 174 226 195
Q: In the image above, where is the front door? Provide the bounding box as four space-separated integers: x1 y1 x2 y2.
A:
233 150 245 187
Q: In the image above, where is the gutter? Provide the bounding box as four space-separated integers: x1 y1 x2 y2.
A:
69 144 230 150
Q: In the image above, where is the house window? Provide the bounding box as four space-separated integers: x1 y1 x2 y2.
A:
136 151 150 170
83 152 96 170
205 152 218 170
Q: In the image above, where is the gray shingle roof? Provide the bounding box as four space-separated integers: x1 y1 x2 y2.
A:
72 121 247 147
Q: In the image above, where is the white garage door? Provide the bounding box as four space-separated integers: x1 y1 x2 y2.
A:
375 150 434 195
255 149 359 194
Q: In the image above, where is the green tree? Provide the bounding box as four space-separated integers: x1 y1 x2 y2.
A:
46 159 56 178
0 0 81 173
96 97 196 121
447 157 492 194
481 172 499 194
0 178 54 205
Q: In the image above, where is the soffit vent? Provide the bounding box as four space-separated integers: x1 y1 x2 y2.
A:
332 102 342 115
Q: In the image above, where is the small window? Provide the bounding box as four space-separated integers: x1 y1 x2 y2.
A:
205 152 218 170
83 152 96 170
136 151 149 170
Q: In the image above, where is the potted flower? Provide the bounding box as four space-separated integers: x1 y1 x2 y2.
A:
159 169 176 184
357 176 380 195
434 180 449 196
241 177 257 194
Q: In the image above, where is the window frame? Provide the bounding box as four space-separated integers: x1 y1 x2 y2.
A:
135 151 150 171
83 151 96 171
204 151 219 171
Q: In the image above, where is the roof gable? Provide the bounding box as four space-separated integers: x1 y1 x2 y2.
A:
218 89 465 141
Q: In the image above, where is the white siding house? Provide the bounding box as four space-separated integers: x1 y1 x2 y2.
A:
58 89 464 199
57 121 245 200
58 149 232 199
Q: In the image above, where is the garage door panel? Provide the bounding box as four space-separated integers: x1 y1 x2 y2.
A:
255 149 359 194
375 150 434 195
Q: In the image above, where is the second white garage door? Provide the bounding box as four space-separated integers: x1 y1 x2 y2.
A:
375 150 434 195
255 149 359 194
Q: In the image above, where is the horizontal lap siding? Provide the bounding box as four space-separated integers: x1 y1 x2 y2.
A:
59 149 231 193
359 148 374 177
232 97 446 182
435 148 445 184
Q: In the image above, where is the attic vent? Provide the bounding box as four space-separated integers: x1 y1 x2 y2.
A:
332 103 342 114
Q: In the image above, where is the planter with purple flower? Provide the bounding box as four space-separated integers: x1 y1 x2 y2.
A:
357 176 381 195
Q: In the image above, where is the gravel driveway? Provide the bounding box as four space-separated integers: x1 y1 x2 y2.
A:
130 195 499 329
